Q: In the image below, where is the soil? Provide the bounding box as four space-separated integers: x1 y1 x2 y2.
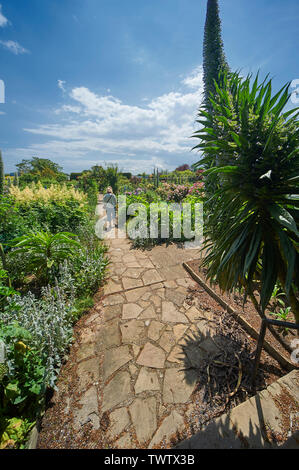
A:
187 259 298 368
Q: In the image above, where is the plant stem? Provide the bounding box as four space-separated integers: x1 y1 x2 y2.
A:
248 291 292 354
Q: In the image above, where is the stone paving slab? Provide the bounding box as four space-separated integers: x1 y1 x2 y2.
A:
163 368 197 404
134 367 160 394
77 357 100 390
176 370 299 449
103 345 132 380
73 386 100 430
106 407 130 440
149 410 184 448
89 219 212 448
102 371 132 412
136 342 166 369
129 397 157 443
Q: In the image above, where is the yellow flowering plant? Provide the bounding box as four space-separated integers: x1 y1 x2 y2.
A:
9 182 87 205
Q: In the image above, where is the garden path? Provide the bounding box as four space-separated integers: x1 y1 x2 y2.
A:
70 197 225 449
39 197 221 449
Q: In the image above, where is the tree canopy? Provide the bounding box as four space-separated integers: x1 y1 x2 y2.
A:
16 157 67 183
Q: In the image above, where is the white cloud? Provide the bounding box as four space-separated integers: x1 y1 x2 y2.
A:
8 65 204 173
182 65 204 89
58 80 66 92
0 40 29 55
0 4 8 27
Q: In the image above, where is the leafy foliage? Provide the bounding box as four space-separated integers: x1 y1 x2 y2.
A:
16 157 67 185
59 245 109 298
0 165 109 448
0 185 90 253
0 196 30 248
0 269 19 307
124 192 202 247
0 284 75 389
78 164 119 194
9 231 80 284
0 322 46 406
0 416 35 449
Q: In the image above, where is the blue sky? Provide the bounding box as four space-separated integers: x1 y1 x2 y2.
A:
0 0 298 174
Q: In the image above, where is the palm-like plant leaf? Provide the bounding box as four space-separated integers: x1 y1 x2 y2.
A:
9 230 81 283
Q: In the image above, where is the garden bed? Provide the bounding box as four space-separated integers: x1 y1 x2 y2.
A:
184 259 298 372
0 183 109 449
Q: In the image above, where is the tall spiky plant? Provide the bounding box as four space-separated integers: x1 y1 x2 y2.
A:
203 0 229 112
0 150 4 196
201 1 229 197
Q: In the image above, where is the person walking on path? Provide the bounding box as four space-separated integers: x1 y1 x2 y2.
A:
103 186 117 230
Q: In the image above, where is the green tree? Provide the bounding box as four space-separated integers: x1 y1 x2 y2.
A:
0 150 4 196
103 165 119 193
91 165 105 180
203 0 229 112
193 71 299 334
16 157 67 184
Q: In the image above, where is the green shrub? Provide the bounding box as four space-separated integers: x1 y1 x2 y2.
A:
0 196 31 249
0 269 19 307
0 416 35 449
59 245 109 298
9 183 90 234
0 322 46 408
9 231 80 284
103 165 119 193
124 193 200 247
71 296 95 322
74 218 104 251
86 180 99 211
16 200 90 234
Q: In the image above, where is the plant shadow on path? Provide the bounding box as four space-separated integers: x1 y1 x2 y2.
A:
174 311 285 448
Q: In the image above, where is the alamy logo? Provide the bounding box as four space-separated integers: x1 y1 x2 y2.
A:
0 80 5 104
95 195 203 249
